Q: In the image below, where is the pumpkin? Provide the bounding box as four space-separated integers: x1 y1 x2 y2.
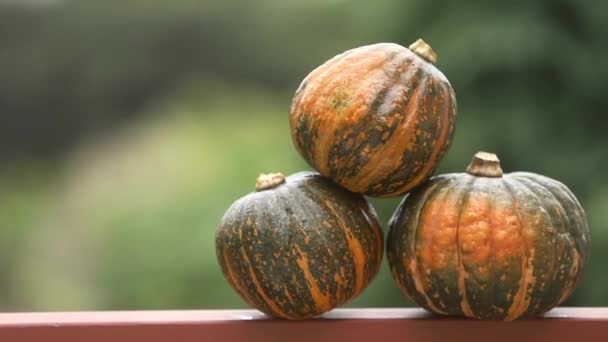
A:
216 171 383 319
386 152 590 320
290 39 457 198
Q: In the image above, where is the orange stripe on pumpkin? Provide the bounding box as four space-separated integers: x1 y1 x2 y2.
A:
358 199 384 271
505 250 535 321
505 201 536 321
294 245 332 313
456 221 475 318
557 249 580 305
346 80 424 194
222 249 257 308
323 200 367 296
407 257 447 315
456 190 494 319
240 247 290 319
456 263 475 318
382 84 454 197
312 52 392 177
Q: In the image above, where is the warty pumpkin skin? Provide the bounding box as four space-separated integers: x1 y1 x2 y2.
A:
386 152 590 321
216 171 383 319
290 39 457 198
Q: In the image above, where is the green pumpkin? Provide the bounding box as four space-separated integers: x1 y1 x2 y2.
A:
387 152 590 320
216 171 383 319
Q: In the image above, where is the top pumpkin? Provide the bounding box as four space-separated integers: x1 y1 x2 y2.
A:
290 39 457 197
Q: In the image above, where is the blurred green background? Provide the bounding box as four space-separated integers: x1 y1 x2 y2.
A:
1 0 606 311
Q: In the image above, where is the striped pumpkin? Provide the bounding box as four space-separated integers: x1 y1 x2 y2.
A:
216 172 383 319
386 152 590 320
290 39 457 198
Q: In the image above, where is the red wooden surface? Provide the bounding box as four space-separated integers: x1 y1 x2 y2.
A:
1 308 607 342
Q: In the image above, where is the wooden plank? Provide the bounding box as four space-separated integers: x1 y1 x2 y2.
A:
0 308 607 342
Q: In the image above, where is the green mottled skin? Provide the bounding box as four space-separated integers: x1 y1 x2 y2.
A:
387 171 590 321
216 172 383 319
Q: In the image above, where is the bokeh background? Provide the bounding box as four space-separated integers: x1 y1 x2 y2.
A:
1 0 606 311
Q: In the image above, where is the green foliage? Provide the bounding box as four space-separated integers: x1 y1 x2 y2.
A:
0 166 54 309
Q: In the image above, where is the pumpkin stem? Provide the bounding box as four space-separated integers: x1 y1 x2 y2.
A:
466 152 504 177
409 39 438 64
256 173 286 191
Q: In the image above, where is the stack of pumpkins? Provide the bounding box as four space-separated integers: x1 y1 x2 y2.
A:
215 39 590 321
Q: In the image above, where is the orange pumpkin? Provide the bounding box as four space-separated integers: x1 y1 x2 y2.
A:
386 152 590 320
290 39 457 197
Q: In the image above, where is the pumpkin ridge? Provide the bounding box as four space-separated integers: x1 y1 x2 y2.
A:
455 176 479 318
516 174 588 305
239 246 289 318
262 184 334 318
523 173 589 257
220 200 263 310
392 179 443 309
478 178 522 319
386 196 412 300
327 61 412 184
365 74 453 197
365 52 415 117
235 204 288 317
397 77 454 196
418 176 445 290
508 177 560 318
287 184 352 307
388 176 448 304
510 176 566 314
320 197 368 297
272 189 310 316
327 54 417 185
486 182 527 319
424 177 462 314
216 204 255 308
246 185 325 318
355 70 429 196
502 178 533 321
483 178 512 319
293 244 332 313
539 180 580 308
313 180 384 284
303 176 383 303
454 176 477 312
484 179 498 318
554 179 590 267
557 249 580 304
350 67 427 194
434 83 457 163
354 196 384 282
221 247 256 308
291 180 360 304
309 49 394 176
457 178 494 313
290 58 341 173
412 177 452 314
